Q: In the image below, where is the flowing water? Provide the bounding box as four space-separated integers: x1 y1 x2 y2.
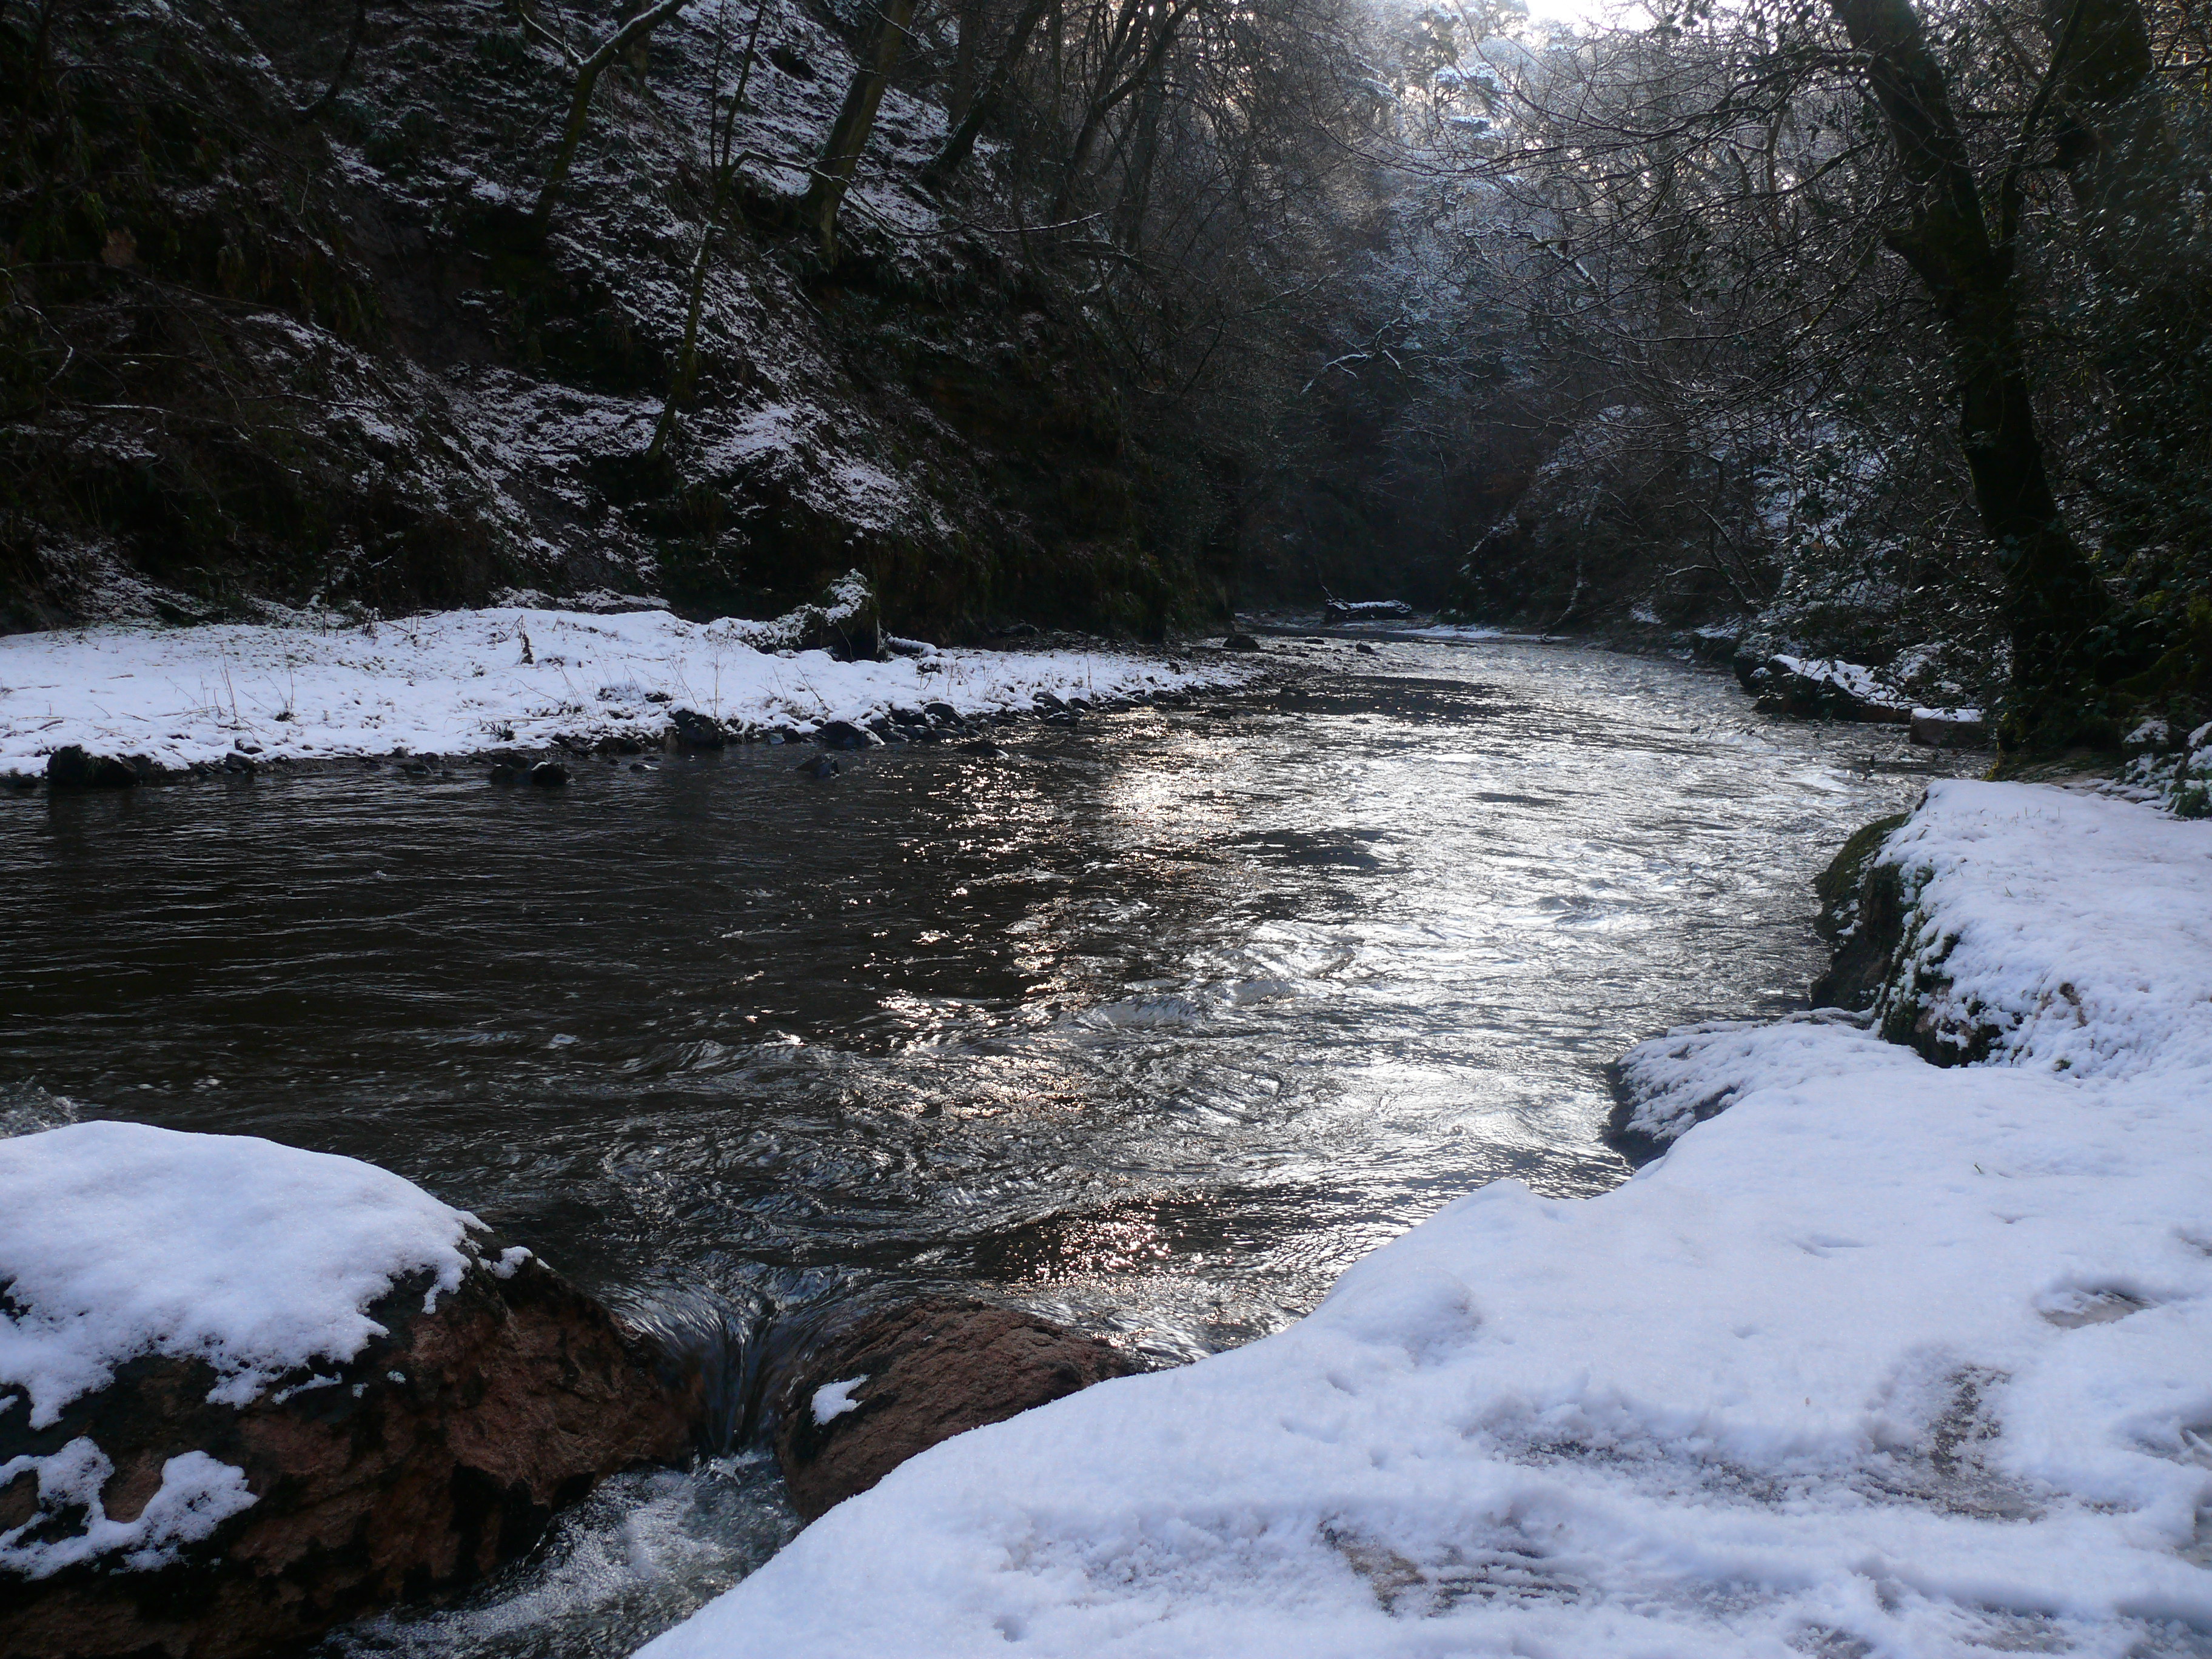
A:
0 636 1969 1655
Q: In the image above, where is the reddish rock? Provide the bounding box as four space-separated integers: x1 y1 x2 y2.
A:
774 1298 1140 1523
0 1253 700 1659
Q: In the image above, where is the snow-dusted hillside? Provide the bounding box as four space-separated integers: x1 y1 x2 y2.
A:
637 780 2212 1658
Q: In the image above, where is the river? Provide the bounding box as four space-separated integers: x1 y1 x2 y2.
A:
0 635 1967 1657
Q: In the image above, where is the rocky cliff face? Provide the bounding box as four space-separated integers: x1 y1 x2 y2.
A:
0 0 1233 637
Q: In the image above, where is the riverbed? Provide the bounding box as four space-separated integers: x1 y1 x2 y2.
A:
0 636 1969 1657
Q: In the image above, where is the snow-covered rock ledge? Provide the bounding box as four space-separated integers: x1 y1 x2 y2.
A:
0 602 1231 783
639 779 2212 1659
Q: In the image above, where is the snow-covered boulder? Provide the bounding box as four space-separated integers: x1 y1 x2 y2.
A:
0 1123 698 1659
1737 653 1911 723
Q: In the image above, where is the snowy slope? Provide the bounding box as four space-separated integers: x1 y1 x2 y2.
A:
638 780 2212 1659
0 609 1225 779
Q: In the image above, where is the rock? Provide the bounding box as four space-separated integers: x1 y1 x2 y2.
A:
1031 691 1069 713
1740 655 1909 724
1355 643 1378 655
45 746 141 789
796 754 840 779
0 1146 698 1659
1809 813 1911 1011
888 708 930 729
816 720 874 751
923 701 960 725
223 752 259 776
1910 709 1988 748
488 760 526 785
957 740 1005 757
2 772 35 792
527 761 569 787
1221 634 1261 651
1322 598 1413 622
670 708 728 750
773 1298 1139 1522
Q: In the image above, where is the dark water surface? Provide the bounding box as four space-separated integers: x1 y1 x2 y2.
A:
0 638 1965 1655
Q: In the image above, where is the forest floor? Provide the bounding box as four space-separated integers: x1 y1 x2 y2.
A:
629 777 2212 1659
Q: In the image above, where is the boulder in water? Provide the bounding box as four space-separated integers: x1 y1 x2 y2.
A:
796 754 840 779
773 1297 1139 1523
45 747 143 789
670 708 728 750
0 1123 699 1659
815 720 874 751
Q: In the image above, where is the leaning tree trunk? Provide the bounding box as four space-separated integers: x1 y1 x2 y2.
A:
1826 0 2111 735
800 0 920 260
922 0 1054 189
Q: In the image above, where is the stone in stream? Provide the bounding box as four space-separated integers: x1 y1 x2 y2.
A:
0 1124 702 1659
773 1298 1140 1523
45 746 144 789
528 760 569 787
669 708 728 749
1221 634 1261 652
796 754 841 779
1909 709 1987 748
923 700 960 725
815 720 875 751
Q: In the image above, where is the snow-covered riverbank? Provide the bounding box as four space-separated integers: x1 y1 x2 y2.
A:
640 779 2212 1659
0 608 1231 780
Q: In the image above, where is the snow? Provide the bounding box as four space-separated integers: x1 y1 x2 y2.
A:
0 1120 480 1427
0 1441 257 1579
0 605 1227 779
640 779 2212 1659
810 1378 868 1428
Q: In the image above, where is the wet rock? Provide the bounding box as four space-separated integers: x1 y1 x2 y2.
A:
488 760 527 785
923 701 960 725
528 761 569 787
773 1298 1139 1522
957 740 1005 758
1221 634 1261 651
1354 643 1379 655
45 746 142 789
2 772 35 792
0 1261 697 1659
888 707 930 730
1031 691 1070 714
796 754 840 779
670 709 728 750
1910 710 1988 748
816 720 874 751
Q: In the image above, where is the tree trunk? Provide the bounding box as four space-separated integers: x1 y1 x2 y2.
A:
922 0 1054 189
1826 0 2111 725
947 0 987 126
529 0 688 240
800 0 920 260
